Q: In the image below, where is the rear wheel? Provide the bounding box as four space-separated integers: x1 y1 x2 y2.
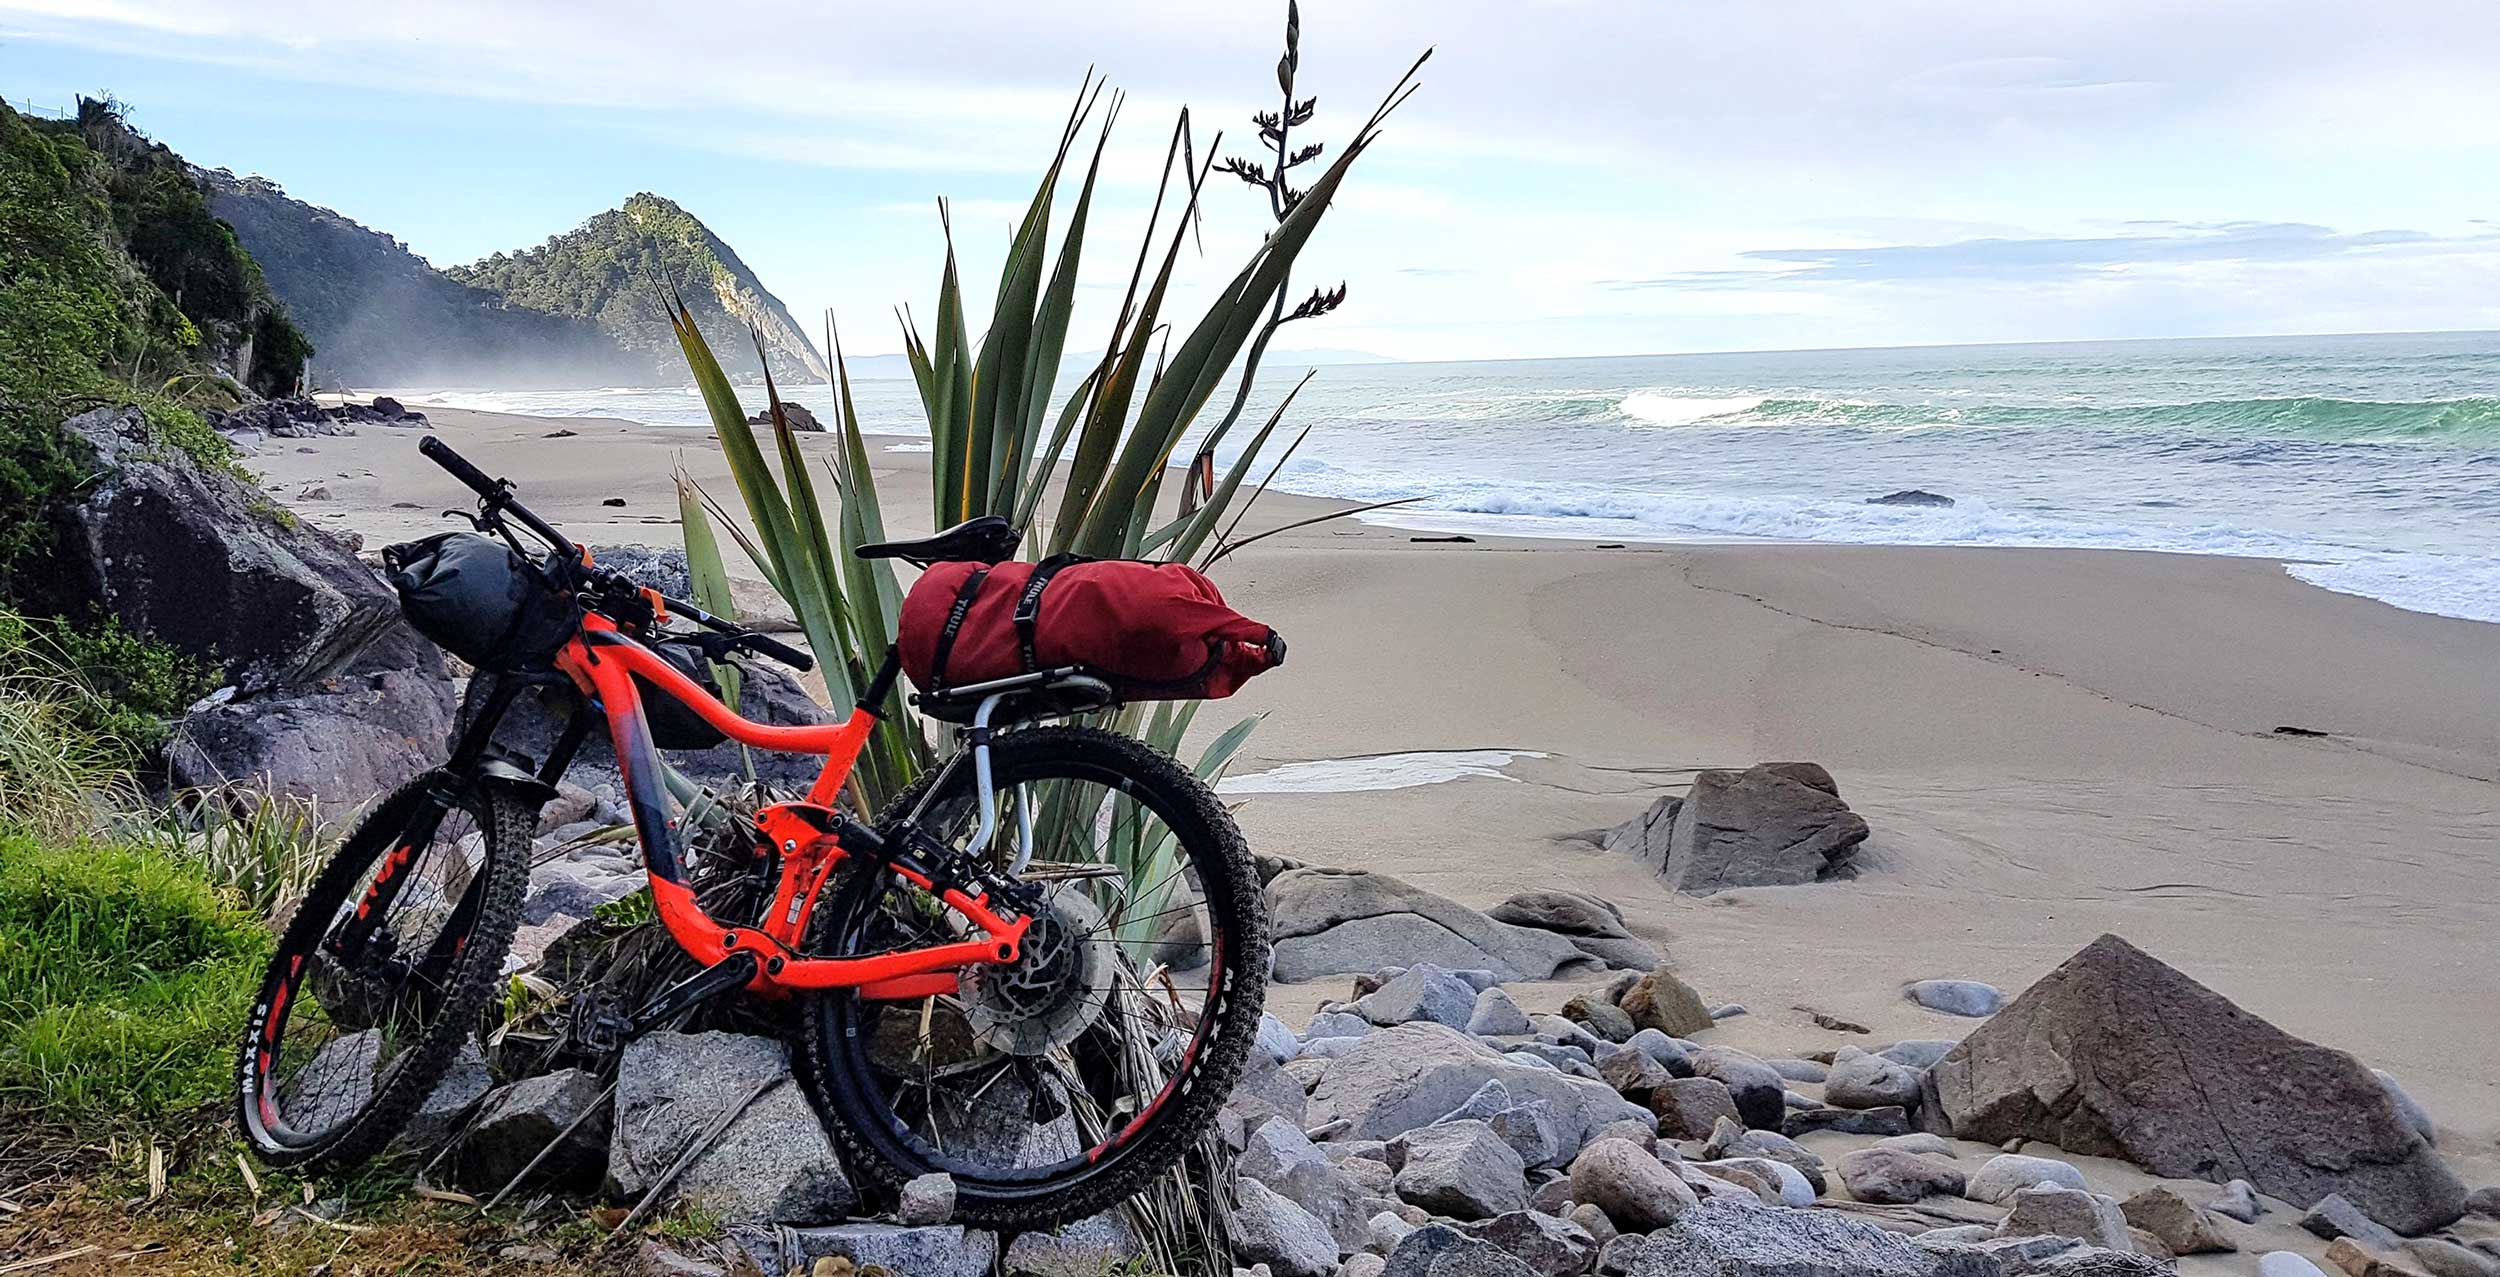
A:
236 771 531 1170
798 726 1268 1230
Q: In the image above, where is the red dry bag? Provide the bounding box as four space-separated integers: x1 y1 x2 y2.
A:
898 556 1283 702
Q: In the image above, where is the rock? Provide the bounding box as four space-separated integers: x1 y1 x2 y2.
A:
1569 1137 1699 1233
1307 1010 1374 1041
1840 1148 1968 1204
453 1067 609 1190
402 1038 493 1149
1882 1040 1959 1070
1599 1234 1652 1277
1712 1005 1748 1021
1258 1012 1302 1063
1392 1120 1529 1219
1812 1010 1875 1034
2465 1186 2500 1219
1536 1015 1606 1056
1600 1048 1675 1101
1359 964 1485 1029
1382 1224 1538 1277
746 402 826 432
1692 1047 1788 1131
2118 1185 2234 1254
1225 1040 1313 1138
1998 1185 2133 1250
169 666 455 818
1928 935 2465 1235
1311 1023 1651 1155
1826 1047 1924 1110
1635 1198 1990 1277
1700 1119 1827 1194
1001 1212 1141 1276
2263 1257 2334 1277
2403 1240 2499 1277
2019 1247 2170 1277
731 1224 994 1277
1877 1133 1958 1159
2326 1238 2436 1277
1768 1058 1829 1083
1268 868 1601 984
608 1032 853 1224
898 1173 955 1226
2302 1194 2407 1252
56 406 418 695
1620 969 1716 1038
1242 1115 1375 1254
1594 1119 1660 1155
522 858 642 926
1601 795 1682 875
1629 764 1871 895
1233 1178 1350 1277
1966 1154 2091 1203
1490 1101 1566 1170
1489 890 1661 972
1651 1077 1744 1141
1565 995 1640 1044
1722 1158 1818 1207
1435 1079 1521 1125
2211 1179 2265 1222
1784 1106 1913 1138
1908 981 2005 1018
1626 1030 1695 1077
1345 1256 1390 1277
1569 1202 1619 1248
1456 1211 1600 1276
2371 1071 2436 1147
1372 1209 1424 1256
1870 489 1956 507
1467 987 1534 1036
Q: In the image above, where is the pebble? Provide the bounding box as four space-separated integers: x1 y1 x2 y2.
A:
1905 979 2004 1017
1875 1133 1957 1159
2258 1254 2332 1277
1877 1039 1958 1069
896 1173 955 1226
1710 1004 1747 1020
1466 987 1533 1037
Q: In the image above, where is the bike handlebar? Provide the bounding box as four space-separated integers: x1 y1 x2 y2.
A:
420 435 815 674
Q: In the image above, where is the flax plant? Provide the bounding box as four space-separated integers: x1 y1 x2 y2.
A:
670 38 1426 821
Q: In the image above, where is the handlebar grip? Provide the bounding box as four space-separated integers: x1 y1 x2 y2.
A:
744 633 814 673
420 436 500 498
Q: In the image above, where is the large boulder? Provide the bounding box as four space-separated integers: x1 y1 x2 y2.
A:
607 1032 853 1225
1310 1023 1650 1155
169 666 455 815
1926 934 2466 1235
53 406 407 693
1267 867 1602 984
1609 764 1869 895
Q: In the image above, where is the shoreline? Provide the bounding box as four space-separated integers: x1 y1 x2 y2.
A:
258 402 2500 1181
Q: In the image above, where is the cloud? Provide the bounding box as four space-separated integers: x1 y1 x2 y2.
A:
1609 223 2500 290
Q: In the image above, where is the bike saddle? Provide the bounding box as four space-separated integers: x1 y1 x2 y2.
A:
855 515 1021 566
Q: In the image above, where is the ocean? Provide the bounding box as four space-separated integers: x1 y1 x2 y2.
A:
394 330 2500 624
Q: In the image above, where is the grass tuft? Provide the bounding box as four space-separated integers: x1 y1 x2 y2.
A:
0 832 268 1126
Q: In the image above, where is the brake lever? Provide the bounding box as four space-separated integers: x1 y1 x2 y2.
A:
440 508 493 532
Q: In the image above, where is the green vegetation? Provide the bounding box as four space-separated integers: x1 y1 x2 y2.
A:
0 607 214 765
0 95 277 744
206 169 646 389
0 833 267 1125
451 192 829 383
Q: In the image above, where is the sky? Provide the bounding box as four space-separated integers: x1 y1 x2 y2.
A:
7 0 2500 363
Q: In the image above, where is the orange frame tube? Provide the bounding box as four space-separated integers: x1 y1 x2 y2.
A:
553 613 1025 996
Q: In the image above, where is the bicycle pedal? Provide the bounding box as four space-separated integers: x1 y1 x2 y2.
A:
576 1010 635 1055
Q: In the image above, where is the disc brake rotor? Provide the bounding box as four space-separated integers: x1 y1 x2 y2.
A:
960 886 1116 1055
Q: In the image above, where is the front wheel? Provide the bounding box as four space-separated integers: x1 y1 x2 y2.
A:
236 770 532 1170
798 726 1269 1231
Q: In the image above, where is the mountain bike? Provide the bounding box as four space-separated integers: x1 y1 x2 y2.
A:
235 436 1269 1229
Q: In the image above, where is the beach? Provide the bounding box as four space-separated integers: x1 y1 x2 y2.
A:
259 402 2500 1185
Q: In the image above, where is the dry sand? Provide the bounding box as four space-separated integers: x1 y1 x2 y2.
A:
262 404 2500 1200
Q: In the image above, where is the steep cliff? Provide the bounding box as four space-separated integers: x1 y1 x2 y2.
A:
204 171 646 389
449 193 828 383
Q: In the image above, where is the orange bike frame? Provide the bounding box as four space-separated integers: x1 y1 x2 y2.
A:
553 612 1027 998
